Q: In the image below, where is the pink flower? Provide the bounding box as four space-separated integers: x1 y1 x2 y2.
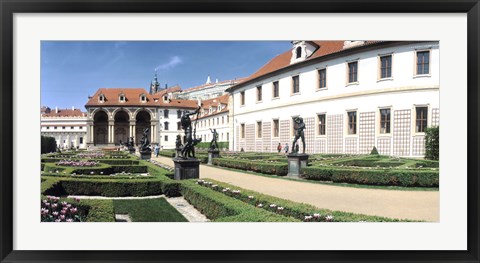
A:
313 213 320 218
61 201 68 206
60 215 65 220
55 219 61 222
66 219 73 222
70 208 78 214
52 211 59 216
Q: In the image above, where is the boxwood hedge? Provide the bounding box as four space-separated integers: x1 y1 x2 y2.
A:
302 166 438 187
212 158 288 176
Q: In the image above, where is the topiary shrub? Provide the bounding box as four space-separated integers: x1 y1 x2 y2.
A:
370 146 379 155
425 126 439 160
41 136 57 154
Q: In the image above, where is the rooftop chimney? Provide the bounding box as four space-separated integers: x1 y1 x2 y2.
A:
55 106 58 113
72 106 74 110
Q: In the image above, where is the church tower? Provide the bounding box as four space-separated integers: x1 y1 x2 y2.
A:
149 71 160 94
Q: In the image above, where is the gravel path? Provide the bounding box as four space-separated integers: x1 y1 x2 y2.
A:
152 156 439 221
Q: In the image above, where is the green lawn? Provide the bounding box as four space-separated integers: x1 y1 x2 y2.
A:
113 198 188 222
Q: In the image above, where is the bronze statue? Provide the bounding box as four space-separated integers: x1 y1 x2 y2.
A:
180 106 202 158
209 128 219 150
175 134 182 149
139 128 151 153
291 116 306 154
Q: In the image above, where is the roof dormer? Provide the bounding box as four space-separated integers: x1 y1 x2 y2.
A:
119 92 126 103
139 93 147 103
98 93 105 103
290 41 317 64
209 106 213 114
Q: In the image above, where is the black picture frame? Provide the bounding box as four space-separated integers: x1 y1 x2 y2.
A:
1 0 479 262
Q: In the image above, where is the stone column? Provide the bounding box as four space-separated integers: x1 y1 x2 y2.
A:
108 121 114 144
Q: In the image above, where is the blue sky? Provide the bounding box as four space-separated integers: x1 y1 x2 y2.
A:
41 41 292 110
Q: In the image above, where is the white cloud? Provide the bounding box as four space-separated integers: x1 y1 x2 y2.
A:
155 56 183 71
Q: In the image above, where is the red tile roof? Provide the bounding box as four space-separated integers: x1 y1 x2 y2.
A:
194 94 229 120
41 108 87 117
85 88 198 109
227 40 384 92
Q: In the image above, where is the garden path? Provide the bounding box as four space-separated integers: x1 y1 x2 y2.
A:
152 156 439 221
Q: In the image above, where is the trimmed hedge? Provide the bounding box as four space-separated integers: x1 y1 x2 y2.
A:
158 151 175 158
198 179 411 222
425 126 439 160
212 158 288 176
180 180 298 222
302 166 438 187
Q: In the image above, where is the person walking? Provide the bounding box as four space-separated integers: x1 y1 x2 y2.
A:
154 145 160 158
277 143 282 154
284 143 289 155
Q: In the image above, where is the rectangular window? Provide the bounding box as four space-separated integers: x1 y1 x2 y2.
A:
177 110 182 119
46 126 50 130
347 111 357 135
318 114 326 135
177 122 181 131
292 75 300 94
416 107 428 132
416 51 430 75
380 55 392 79
227 132 229 141
164 110 169 118
79 137 83 144
273 119 279 137
164 135 168 141
71 126 74 130
62 126 65 130
164 122 169 131
348 61 358 83
318 69 327 89
240 91 245 106
79 126 83 129
272 81 279 98
54 126 57 130
256 86 262 102
257 121 262 138
379 108 391 134
222 116 224 124
241 124 245 138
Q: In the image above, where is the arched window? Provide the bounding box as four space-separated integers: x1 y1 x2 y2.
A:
119 94 125 102
296 46 302 58
98 94 105 103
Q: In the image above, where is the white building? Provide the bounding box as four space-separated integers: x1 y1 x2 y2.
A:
226 41 439 157
194 94 230 145
176 76 245 100
41 106 88 149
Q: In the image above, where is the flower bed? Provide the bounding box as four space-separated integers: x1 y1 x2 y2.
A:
41 196 84 222
56 160 100 167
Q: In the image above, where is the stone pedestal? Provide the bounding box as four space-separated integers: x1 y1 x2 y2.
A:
207 149 220 165
140 150 152 160
287 153 309 177
173 158 200 180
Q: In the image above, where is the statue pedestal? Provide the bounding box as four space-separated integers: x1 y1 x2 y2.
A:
287 153 309 177
207 149 220 165
173 158 200 180
140 150 152 160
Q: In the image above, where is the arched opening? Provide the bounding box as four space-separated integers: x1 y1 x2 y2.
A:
135 110 151 145
114 110 129 145
93 111 108 145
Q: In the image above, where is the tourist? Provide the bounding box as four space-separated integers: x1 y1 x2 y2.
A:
277 143 282 154
284 143 289 155
154 145 159 157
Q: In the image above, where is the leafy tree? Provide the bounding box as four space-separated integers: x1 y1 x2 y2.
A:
425 126 439 160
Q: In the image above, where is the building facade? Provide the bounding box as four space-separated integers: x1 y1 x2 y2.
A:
176 76 245 100
41 107 88 149
227 41 439 157
84 87 197 149
194 94 230 145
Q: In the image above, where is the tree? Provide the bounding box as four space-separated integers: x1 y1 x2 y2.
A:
425 126 439 160
370 146 379 155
